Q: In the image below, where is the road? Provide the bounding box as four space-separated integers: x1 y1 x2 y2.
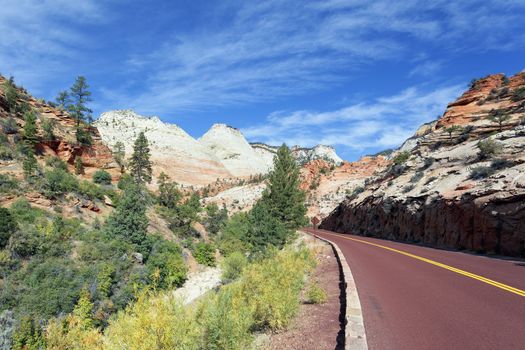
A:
304 228 525 350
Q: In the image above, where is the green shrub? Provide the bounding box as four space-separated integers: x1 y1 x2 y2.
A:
237 248 315 330
45 156 68 171
410 171 424 183
198 287 253 350
422 157 435 169
146 237 187 289
511 86 525 102
41 118 55 141
14 258 83 318
9 199 44 224
402 184 415 193
221 251 248 283
43 168 79 198
392 151 410 165
477 138 502 160
0 144 14 160
78 180 105 200
2 117 18 134
470 166 495 180
103 291 201 350
93 170 112 185
3 81 18 113
218 213 251 256
490 158 514 170
352 186 364 196
12 316 46 350
0 173 18 193
193 242 216 267
306 282 327 304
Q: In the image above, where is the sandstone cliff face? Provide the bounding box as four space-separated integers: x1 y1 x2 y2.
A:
321 71 525 257
0 76 118 180
301 156 389 219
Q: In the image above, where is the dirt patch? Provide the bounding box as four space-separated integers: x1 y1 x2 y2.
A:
264 239 343 350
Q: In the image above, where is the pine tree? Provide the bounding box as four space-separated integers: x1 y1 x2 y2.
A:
68 76 93 145
68 76 92 127
113 141 126 172
105 183 149 254
129 132 152 184
55 90 71 110
248 200 289 250
260 144 307 230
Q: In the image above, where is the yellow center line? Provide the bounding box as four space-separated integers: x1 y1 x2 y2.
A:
320 231 525 298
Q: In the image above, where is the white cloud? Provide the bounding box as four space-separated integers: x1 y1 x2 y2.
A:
0 0 107 94
100 0 525 115
241 84 464 157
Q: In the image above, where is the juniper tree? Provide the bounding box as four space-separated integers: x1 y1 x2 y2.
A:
129 132 152 185
259 144 307 230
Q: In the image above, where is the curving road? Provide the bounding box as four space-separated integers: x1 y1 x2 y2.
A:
304 228 525 350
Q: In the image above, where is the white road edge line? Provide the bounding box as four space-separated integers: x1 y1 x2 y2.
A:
301 230 368 350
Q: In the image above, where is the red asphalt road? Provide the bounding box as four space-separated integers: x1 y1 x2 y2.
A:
305 228 525 350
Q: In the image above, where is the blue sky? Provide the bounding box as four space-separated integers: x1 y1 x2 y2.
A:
2 0 525 161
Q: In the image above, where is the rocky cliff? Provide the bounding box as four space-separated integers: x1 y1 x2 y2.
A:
0 75 118 181
321 71 525 257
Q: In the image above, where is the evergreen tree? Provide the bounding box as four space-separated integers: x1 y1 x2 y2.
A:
260 144 307 230
157 172 181 209
68 76 92 127
55 90 71 110
0 207 17 249
74 156 84 175
22 151 38 179
68 76 93 145
22 110 38 149
129 132 152 184
247 200 289 251
105 183 149 254
113 141 126 172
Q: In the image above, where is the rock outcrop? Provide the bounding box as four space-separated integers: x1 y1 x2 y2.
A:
321 71 525 257
0 75 118 180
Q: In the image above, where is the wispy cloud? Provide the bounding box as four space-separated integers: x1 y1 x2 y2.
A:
0 0 107 94
242 84 464 157
102 0 525 115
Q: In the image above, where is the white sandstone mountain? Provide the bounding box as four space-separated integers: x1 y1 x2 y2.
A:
199 124 271 177
95 110 231 186
95 110 343 186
